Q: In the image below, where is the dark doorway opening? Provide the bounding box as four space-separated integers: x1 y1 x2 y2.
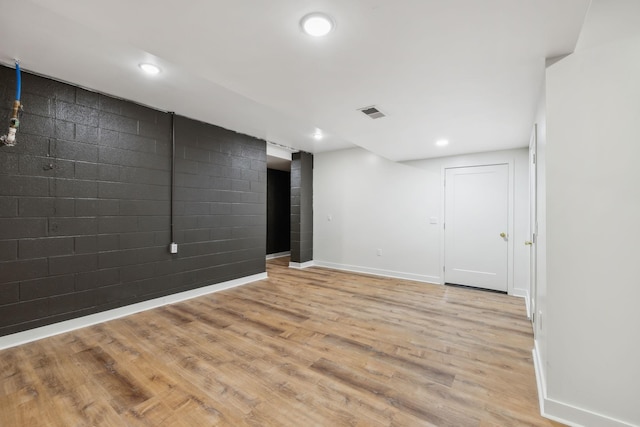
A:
266 168 291 255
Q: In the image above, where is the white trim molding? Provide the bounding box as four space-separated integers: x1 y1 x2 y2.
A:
0 272 267 351
313 260 440 284
266 251 290 260
532 343 635 427
289 260 315 269
511 288 531 318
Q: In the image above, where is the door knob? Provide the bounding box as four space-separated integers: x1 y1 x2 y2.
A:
525 241 533 245
500 232 506 238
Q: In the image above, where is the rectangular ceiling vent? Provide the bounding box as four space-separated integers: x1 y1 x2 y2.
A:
358 105 386 119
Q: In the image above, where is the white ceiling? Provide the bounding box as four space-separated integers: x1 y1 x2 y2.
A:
0 0 590 161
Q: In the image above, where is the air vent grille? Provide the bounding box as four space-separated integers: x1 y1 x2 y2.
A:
358 105 386 119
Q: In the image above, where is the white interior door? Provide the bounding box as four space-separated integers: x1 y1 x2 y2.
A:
444 164 509 292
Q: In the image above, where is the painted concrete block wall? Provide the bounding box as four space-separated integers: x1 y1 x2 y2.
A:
543 1 640 424
0 66 266 337
290 152 313 263
314 147 529 293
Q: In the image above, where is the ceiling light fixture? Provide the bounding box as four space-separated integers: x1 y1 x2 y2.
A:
313 129 323 140
300 13 334 37
436 139 449 147
139 63 161 75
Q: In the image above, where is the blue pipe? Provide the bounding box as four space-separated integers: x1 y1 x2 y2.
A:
15 62 21 101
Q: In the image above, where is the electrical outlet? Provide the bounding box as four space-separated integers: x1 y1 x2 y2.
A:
377 248 382 256
170 242 178 254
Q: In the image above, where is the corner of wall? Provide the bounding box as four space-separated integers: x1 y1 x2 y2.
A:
534 342 636 427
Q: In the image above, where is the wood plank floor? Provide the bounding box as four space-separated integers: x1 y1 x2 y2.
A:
0 257 563 426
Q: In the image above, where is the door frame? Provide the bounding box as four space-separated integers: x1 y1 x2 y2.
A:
529 124 538 326
440 159 515 295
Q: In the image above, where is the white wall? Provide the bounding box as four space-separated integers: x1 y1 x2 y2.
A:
313 149 438 282
313 147 530 295
533 74 549 389
541 1 640 425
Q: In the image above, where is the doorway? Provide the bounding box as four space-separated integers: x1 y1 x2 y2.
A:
444 164 510 292
266 159 291 257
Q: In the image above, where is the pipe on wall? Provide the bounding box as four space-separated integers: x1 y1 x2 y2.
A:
169 112 177 254
1 61 22 147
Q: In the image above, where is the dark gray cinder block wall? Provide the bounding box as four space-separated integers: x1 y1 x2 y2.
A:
290 152 313 263
0 65 266 337
266 168 290 255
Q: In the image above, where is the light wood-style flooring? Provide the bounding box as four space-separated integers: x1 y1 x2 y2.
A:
0 257 562 426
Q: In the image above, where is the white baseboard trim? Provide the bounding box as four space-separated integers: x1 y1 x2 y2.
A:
532 342 635 427
313 260 440 284
511 289 530 318
533 340 548 418
0 272 268 351
266 251 290 260
289 260 315 269
510 288 528 298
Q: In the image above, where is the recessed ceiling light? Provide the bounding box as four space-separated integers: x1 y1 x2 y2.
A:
139 63 161 75
436 139 449 147
313 129 323 140
300 13 334 37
